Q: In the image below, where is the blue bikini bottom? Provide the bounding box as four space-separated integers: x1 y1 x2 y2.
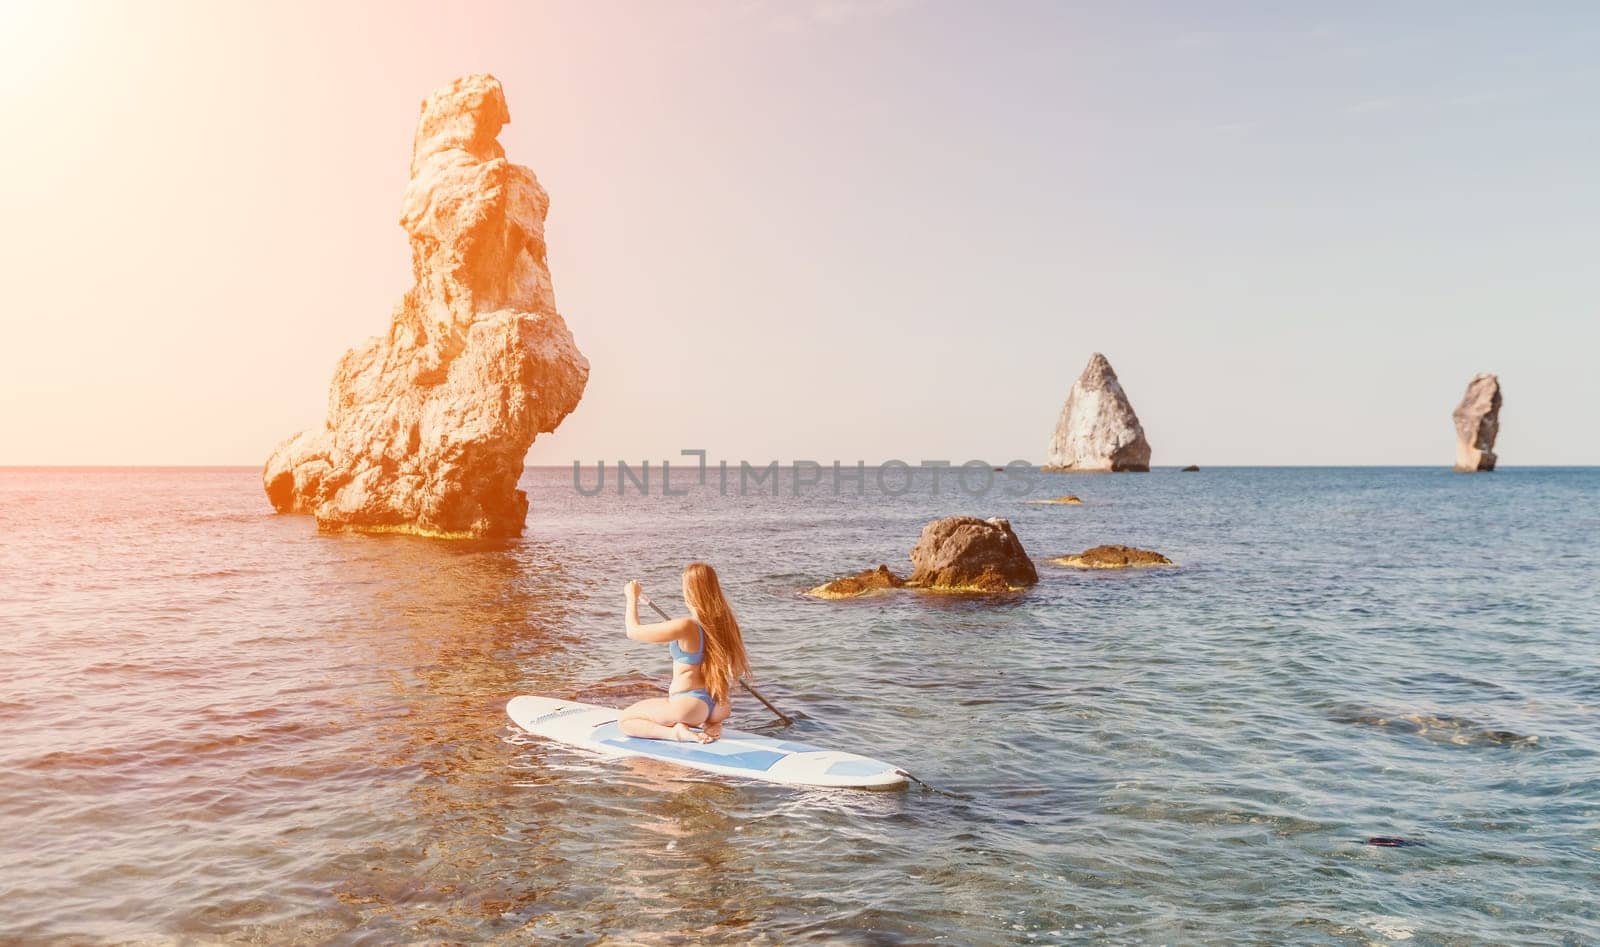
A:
670 688 716 720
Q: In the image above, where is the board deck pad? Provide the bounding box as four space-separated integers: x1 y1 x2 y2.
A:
507 696 907 789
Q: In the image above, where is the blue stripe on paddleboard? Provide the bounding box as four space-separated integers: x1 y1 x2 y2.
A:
773 741 822 753
590 722 787 772
824 758 894 778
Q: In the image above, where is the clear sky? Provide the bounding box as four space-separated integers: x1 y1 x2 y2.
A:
3 1 1597 466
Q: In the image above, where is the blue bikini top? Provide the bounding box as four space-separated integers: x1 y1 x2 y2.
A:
669 622 705 665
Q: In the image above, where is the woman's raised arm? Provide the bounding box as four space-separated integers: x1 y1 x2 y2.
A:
623 580 697 643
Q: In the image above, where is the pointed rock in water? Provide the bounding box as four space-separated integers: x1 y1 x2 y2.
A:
1043 353 1151 472
907 516 1038 592
1452 373 1501 472
263 75 589 537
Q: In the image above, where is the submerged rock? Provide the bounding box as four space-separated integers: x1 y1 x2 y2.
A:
1051 545 1173 569
264 75 588 537
1336 707 1539 748
907 516 1038 592
1366 837 1425 848
807 565 907 599
1043 353 1151 472
1028 495 1083 505
1452 373 1501 472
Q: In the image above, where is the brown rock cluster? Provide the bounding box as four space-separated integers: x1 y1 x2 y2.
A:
808 565 907 599
263 75 588 538
808 516 1039 597
1051 545 1173 569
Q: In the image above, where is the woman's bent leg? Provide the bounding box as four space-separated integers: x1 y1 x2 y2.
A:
619 696 711 741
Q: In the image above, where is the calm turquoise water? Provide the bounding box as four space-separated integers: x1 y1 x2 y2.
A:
1 466 1597 944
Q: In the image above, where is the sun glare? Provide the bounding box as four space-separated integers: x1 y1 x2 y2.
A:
0 0 87 97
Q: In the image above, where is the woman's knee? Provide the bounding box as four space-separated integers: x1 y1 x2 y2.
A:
618 717 654 736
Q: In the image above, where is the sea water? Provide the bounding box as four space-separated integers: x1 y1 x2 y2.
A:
1 466 1596 944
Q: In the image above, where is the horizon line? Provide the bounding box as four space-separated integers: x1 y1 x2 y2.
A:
2 464 1595 471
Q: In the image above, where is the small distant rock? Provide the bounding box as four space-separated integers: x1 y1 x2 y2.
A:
807 565 906 599
1028 495 1083 505
1052 545 1173 569
1181 465 1200 472
908 516 1039 592
1453 373 1501 472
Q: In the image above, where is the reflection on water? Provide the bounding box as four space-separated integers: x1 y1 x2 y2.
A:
317 537 573 940
1 466 1598 944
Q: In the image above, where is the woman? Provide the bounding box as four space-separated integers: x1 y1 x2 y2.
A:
619 562 751 743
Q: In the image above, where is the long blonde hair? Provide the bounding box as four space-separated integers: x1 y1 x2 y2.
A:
682 562 749 704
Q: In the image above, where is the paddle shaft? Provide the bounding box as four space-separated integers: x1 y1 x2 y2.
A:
637 593 795 726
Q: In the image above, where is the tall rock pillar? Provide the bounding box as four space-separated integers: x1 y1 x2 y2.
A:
264 74 589 537
1453 373 1501 472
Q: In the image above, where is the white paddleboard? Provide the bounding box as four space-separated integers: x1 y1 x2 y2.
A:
506 695 907 789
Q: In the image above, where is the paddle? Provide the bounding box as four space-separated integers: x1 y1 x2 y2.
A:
637 593 796 727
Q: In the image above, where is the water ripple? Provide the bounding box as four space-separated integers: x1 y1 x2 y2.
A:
0 466 1597 943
